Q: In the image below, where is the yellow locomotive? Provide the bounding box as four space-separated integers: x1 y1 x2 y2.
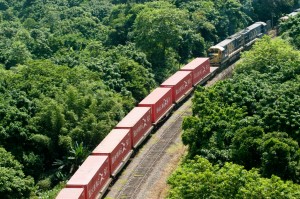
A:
208 22 268 67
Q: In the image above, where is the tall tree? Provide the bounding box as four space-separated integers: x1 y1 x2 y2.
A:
253 0 294 22
0 147 34 199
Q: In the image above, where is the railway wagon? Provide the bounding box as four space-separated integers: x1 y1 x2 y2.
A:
138 87 174 124
65 156 111 199
115 107 153 149
180 58 211 86
56 188 85 199
243 22 267 47
160 71 193 104
92 129 132 177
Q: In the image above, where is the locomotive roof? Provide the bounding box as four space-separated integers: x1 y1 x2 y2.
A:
228 31 244 40
213 39 233 48
209 21 266 51
246 22 263 31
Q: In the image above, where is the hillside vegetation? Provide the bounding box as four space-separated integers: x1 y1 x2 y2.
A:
167 20 300 198
0 0 298 198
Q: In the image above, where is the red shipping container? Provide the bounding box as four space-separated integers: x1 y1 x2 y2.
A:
56 188 85 199
180 58 210 86
138 87 173 123
66 156 110 199
115 107 153 148
92 129 132 177
161 71 193 103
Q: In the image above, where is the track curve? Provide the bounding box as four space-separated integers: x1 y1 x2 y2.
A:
106 64 236 199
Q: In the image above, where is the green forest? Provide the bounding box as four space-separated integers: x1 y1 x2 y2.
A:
0 0 299 198
167 15 300 199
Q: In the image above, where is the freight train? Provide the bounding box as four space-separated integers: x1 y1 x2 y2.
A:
56 21 267 199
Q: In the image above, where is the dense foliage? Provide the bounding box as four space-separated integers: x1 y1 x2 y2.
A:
168 156 300 199
168 36 300 197
0 0 298 197
252 0 296 22
0 0 261 82
0 147 34 199
0 62 133 190
279 14 300 49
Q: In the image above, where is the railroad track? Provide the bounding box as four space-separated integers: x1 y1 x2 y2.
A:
105 97 191 199
117 105 191 199
105 63 235 199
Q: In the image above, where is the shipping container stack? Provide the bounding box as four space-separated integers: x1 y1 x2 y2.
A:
56 57 216 199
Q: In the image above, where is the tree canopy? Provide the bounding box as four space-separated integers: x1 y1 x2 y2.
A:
0 62 133 195
168 156 300 199
0 0 299 197
0 147 34 199
279 14 300 49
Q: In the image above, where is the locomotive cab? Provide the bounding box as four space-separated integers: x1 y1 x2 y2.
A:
208 46 224 67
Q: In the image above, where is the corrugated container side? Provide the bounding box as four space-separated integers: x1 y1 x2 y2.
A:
161 71 193 102
181 58 210 85
92 129 132 176
115 107 152 148
138 88 173 123
66 156 110 199
56 188 85 199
